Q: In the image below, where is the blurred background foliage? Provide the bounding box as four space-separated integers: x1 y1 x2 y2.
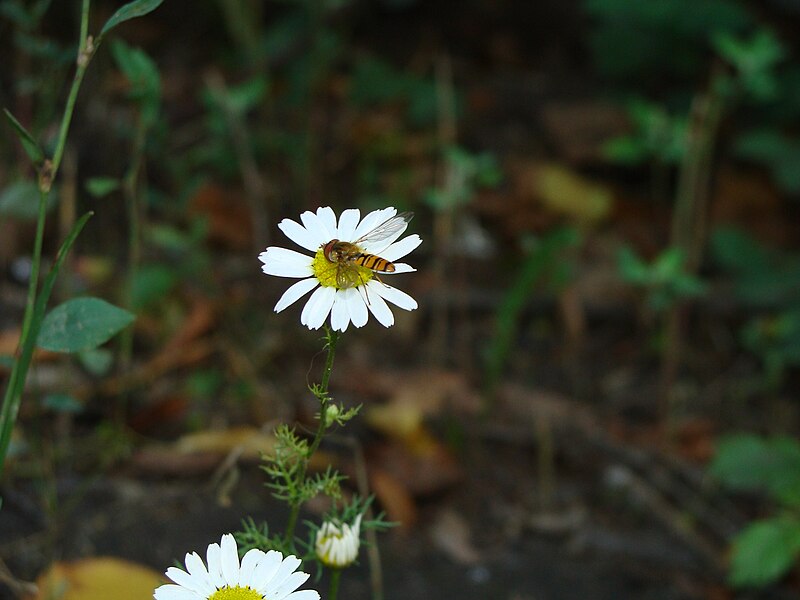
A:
2 0 800 596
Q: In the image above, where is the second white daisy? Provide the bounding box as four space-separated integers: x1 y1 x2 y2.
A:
259 206 421 332
153 534 319 600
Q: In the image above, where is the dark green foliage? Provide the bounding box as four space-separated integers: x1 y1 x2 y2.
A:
712 434 800 586
584 0 751 83
485 227 581 392
617 246 706 312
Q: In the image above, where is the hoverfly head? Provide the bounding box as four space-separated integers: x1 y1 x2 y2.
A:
323 239 341 263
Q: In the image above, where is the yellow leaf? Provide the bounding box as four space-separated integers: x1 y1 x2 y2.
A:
32 557 163 600
175 426 275 459
529 162 613 225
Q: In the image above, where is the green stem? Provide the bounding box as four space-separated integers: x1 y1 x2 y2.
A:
329 568 341 600
0 0 94 475
50 0 93 182
284 327 340 546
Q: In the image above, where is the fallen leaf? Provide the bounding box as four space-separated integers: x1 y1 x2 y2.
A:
188 183 252 250
174 426 275 458
369 467 417 527
430 509 481 565
30 557 163 600
525 162 613 225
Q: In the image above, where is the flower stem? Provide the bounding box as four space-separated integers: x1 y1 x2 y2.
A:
284 327 340 547
328 568 341 600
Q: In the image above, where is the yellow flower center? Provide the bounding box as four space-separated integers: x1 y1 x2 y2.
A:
209 586 264 600
311 248 374 289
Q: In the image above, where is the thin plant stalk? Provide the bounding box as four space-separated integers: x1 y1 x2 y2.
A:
284 327 340 545
328 568 341 600
0 0 95 475
660 71 725 423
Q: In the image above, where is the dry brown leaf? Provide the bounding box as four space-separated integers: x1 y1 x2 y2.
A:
174 426 275 459
29 557 163 600
370 437 462 497
131 426 275 476
0 328 59 365
188 183 252 250
369 467 417 527
430 509 481 565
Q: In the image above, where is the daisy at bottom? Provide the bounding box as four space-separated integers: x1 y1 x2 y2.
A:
154 534 319 600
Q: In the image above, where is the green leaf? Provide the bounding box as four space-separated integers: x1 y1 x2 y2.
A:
729 517 800 588
3 108 44 166
37 297 135 353
131 264 178 310
99 0 164 37
78 347 114 376
711 434 800 506
0 181 55 220
85 177 120 198
110 39 161 126
42 393 83 414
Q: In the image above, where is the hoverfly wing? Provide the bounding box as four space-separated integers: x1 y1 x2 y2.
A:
354 211 414 247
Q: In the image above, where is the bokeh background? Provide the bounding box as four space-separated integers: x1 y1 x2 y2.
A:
2 0 800 598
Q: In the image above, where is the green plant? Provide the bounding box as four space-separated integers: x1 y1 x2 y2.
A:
711 434 800 587
0 0 164 481
618 246 707 313
711 227 800 388
485 227 581 393
584 0 751 84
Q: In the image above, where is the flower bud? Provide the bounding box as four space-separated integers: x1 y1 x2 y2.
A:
315 513 362 568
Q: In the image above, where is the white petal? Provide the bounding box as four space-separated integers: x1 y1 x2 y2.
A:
154 584 201 600
184 553 214 594
278 218 324 252
285 591 320 600
348 288 369 327
364 284 394 327
164 567 195 590
387 263 415 274
251 551 283 592
238 549 264 589
316 206 338 238
380 234 422 262
205 543 224 588
300 210 335 243
353 207 396 241
301 286 336 330
266 555 303 591
259 247 313 278
274 278 319 313
337 208 360 240
330 292 351 332
219 534 240 587
372 283 417 311
271 571 311 597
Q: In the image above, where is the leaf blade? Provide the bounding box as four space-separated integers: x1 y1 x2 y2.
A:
3 108 44 166
99 0 164 37
37 297 135 353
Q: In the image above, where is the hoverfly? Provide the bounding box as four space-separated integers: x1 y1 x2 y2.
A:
322 211 413 289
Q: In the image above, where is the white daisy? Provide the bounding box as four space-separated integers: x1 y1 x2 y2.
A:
258 206 421 332
154 534 319 600
315 513 362 569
